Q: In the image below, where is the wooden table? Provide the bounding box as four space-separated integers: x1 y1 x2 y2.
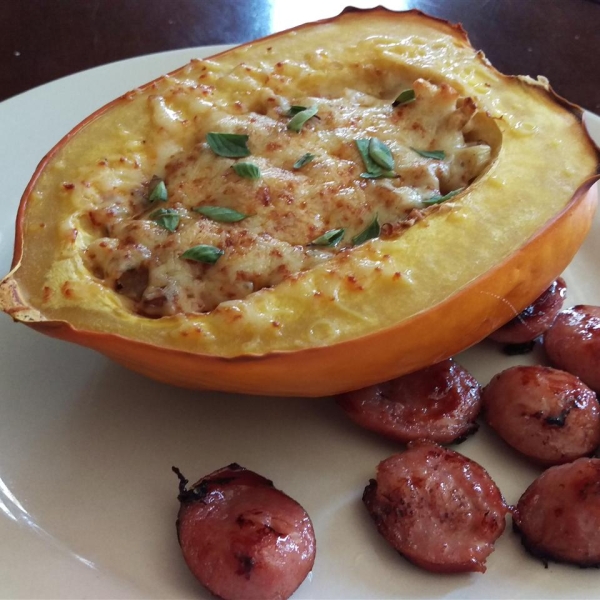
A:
1 0 599 112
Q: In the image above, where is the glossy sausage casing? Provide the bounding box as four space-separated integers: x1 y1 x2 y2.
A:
482 365 600 465
337 359 481 444
363 442 508 573
513 458 600 566
175 464 316 600
544 305 600 392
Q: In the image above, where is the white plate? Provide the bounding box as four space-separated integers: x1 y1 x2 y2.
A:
0 46 599 600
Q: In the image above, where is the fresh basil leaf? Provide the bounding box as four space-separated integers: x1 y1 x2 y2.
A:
206 133 251 158
286 105 308 116
368 138 394 171
194 205 248 222
422 188 464 206
150 208 180 232
309 228 345 247
232 163 261 179
392 89 416 107
411 147 446 160
287 105 318 132
293 153 316 169
181 245 224 264
148 179 168 203
352 215 380 246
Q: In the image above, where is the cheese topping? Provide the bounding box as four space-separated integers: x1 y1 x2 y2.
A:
79 67 491 317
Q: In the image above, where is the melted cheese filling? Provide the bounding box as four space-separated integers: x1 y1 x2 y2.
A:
81 75 491 317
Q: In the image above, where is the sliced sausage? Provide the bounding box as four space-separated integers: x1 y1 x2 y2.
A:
544 305 600 392
173 464 316 600
363 442 508 573
488 277 566 344
337 359 481 445
513 458 600 566
482 365 600 465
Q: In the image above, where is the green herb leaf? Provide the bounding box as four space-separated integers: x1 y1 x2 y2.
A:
150 208 180 232
422 188 464 206
148 179 168 203
356 139 398 179
356 139 381 175
368 138 394 171
286 105 308 116
352 215 380 246
392 89 416 107
309 228 345 247
411 147 446 160
293 153 316 169
359 171 398 179
232 163 261 179
194 205 248 222
181 245 224 264
287 105 318 132
206 133 251 158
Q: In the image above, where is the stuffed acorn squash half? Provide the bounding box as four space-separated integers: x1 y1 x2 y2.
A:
1 8 598 396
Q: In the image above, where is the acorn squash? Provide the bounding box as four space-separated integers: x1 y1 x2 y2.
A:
1 8 598 396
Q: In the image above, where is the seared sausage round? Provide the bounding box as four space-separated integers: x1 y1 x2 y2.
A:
488 278 566 344
337 359 481 444
513 458 600 566
363 442 508 573
174 464 316 600
482 365 600 465
544 305 600 392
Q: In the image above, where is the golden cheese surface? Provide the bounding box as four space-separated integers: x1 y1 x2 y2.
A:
77 73 491 316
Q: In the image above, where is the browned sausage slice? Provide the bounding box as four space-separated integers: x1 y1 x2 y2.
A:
513 458 600 566
174 464 316 600
337 359 481 444
544 305 600 392
482 365 600 465
488 277 567 344
363 442 508 573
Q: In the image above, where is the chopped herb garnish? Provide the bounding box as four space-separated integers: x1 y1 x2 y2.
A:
194 205 248 222
293 153 316 169
368 138 394 171
309 228 345 247
232 163 261 179
356 138 397 179
359 171 397 179
422 188 464 206
286 105 308 116
206 133 251 158
392 89 416 107
411 147 446 160
287 105 318 132
148 179 168 203
352 215 380 246
356 139 380 174
150 208 180 232
181 245 224 264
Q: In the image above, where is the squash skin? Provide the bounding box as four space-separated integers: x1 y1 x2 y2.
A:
1 8 598 396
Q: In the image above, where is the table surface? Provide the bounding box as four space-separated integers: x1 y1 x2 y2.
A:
2 0 599 112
